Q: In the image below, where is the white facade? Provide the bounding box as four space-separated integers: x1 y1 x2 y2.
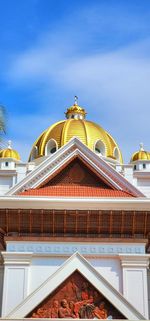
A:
1 247 149 320
0 138 149 320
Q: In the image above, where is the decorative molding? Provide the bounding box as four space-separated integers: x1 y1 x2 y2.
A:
6 242 146 256
119 254 150 268
1 252 33 265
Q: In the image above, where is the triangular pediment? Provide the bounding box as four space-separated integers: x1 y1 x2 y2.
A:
6 137 144 197
39 157 114 188
28 270 125 319
6 252 145 320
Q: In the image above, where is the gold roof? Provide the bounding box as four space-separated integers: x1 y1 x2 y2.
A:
0 140 20 160
131 143 150 162
29 100 123 163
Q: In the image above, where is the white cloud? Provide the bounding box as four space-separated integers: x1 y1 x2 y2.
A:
4 24 150 162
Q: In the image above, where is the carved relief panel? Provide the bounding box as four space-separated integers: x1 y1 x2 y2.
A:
28 271 125 319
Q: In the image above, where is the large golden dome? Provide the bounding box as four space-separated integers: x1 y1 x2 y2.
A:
29 99 123 163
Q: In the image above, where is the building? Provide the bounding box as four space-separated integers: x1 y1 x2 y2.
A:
0 99 150 320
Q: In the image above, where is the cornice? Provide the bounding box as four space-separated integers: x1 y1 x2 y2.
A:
119 254 150 268
1 252 33 265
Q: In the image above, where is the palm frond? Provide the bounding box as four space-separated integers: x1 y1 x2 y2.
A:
0 105 6 134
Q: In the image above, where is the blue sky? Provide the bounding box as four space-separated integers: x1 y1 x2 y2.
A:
0 0 150 162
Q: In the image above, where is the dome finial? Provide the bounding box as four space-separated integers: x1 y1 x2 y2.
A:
8 140 12 149
140 142 144 151
65 99 87 120
74 95 78 106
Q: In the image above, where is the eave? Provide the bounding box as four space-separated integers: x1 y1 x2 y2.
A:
0 195 150 210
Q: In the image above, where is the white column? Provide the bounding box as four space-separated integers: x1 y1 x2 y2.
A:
119 254 150 319
1 252 33 317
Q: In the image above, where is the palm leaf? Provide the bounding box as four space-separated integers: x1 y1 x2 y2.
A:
0 105 6 134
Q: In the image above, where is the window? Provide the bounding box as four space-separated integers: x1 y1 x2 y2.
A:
94 140 106 156
134 165 136 170
45 139 57 155
5 162 9 167
143 163 146 169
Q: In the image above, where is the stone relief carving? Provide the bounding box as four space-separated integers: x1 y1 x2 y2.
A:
29 271 125 319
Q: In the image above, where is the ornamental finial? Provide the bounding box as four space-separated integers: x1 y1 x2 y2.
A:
74 95 78 105
140 142 144 151
8 140 12 149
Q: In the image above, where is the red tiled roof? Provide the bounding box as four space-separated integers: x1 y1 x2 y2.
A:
19 185 134 197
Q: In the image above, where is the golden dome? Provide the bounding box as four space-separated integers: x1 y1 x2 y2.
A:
29 99 123 163
0 140 20 160
131 143 150 162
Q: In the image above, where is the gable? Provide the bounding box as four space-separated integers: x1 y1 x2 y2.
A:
43 158 111 188
6 252 145 320
6 137 144 197
19 157 134 197
28 271 125 319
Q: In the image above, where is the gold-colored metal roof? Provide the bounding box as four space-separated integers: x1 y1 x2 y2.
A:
131 143 150 161
0 140 20 160
29 100 123 163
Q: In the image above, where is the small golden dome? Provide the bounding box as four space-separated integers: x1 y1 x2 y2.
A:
0 140 20 160
131 143 150 162
29 99 123 163
65 96 87 119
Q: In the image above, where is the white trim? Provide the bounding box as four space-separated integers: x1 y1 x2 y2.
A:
2 252 33 265
6 252 145 319
45 138 58 156
0 195 150 210
119 254 150 268
94 139 106 156
6 242 146 255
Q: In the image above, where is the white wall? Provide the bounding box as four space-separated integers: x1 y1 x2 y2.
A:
120 254 149 319
29 257 66 293
88 257 122 293
0 177 13 195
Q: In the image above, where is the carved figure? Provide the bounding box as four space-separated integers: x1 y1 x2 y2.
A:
58 299 73 318
94 302 108 319
32 307 49 318
69 301 78 318
51 299 59 318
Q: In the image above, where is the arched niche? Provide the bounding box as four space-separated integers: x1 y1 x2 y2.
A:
30 146 38 161
114 147 120 162
45 139 58 155
94 140 106 156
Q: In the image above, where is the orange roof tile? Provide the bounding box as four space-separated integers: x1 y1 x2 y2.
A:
19 185 134 197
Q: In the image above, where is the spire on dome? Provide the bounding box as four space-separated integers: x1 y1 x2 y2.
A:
8 140 12 149
74 95 78 105
140 142 144 151
65 97 87 120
